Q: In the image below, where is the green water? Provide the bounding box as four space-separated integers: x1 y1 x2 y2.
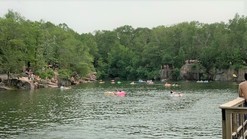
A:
0 81 239 139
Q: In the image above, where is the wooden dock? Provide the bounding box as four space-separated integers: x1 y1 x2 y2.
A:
220 97 247 139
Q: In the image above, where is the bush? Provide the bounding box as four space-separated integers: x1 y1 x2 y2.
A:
36 68 54 79
171 68 181 81
58 69 72 80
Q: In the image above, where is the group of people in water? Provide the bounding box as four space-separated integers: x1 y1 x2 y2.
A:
102 79 184 97
101 72 247 101
104 89 184 97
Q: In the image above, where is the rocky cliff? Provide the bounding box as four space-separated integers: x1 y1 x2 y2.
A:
161 60 247 82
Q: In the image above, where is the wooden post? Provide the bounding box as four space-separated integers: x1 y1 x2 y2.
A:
225 110 232 139
232 113 237 135
222 109 226 139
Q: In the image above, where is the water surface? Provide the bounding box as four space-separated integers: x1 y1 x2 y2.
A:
0 81 238 139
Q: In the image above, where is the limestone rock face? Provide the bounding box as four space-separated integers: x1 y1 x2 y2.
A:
160 60 247 81
3 78 33 90
214 68 247 82
180 60 247 82
237 68 247 81
180 60 203 80
160 65 171 80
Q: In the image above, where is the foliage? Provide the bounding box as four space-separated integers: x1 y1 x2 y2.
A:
171 68 181 81
58 69 72 80
36 68 54 79
0 10 247 81
0 10 95 80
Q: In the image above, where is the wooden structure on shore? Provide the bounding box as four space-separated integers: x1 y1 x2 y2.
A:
220 97 247 139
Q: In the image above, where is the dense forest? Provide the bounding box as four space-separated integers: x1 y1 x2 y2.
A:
0 10 247 81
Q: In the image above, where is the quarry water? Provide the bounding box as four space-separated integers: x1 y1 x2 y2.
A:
0 81 239 139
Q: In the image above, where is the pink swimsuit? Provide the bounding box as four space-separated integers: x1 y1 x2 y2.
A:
116 91 126 97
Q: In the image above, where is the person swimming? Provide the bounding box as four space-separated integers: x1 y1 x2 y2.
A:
60 85 71 90
170 91 183 97
104 90 126 97
104 91 115 96
115 90 126 97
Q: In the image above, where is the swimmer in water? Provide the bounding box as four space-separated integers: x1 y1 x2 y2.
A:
170 91 183 97
60 85 71 90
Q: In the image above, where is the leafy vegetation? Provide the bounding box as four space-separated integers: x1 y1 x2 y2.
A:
0 10 247 81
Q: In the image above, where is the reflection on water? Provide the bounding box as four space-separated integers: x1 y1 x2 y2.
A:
0 82 238 139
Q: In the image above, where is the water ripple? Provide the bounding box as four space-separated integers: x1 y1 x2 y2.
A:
0 82 237 139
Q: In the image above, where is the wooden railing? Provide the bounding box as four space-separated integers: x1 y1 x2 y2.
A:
220 97 247 139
